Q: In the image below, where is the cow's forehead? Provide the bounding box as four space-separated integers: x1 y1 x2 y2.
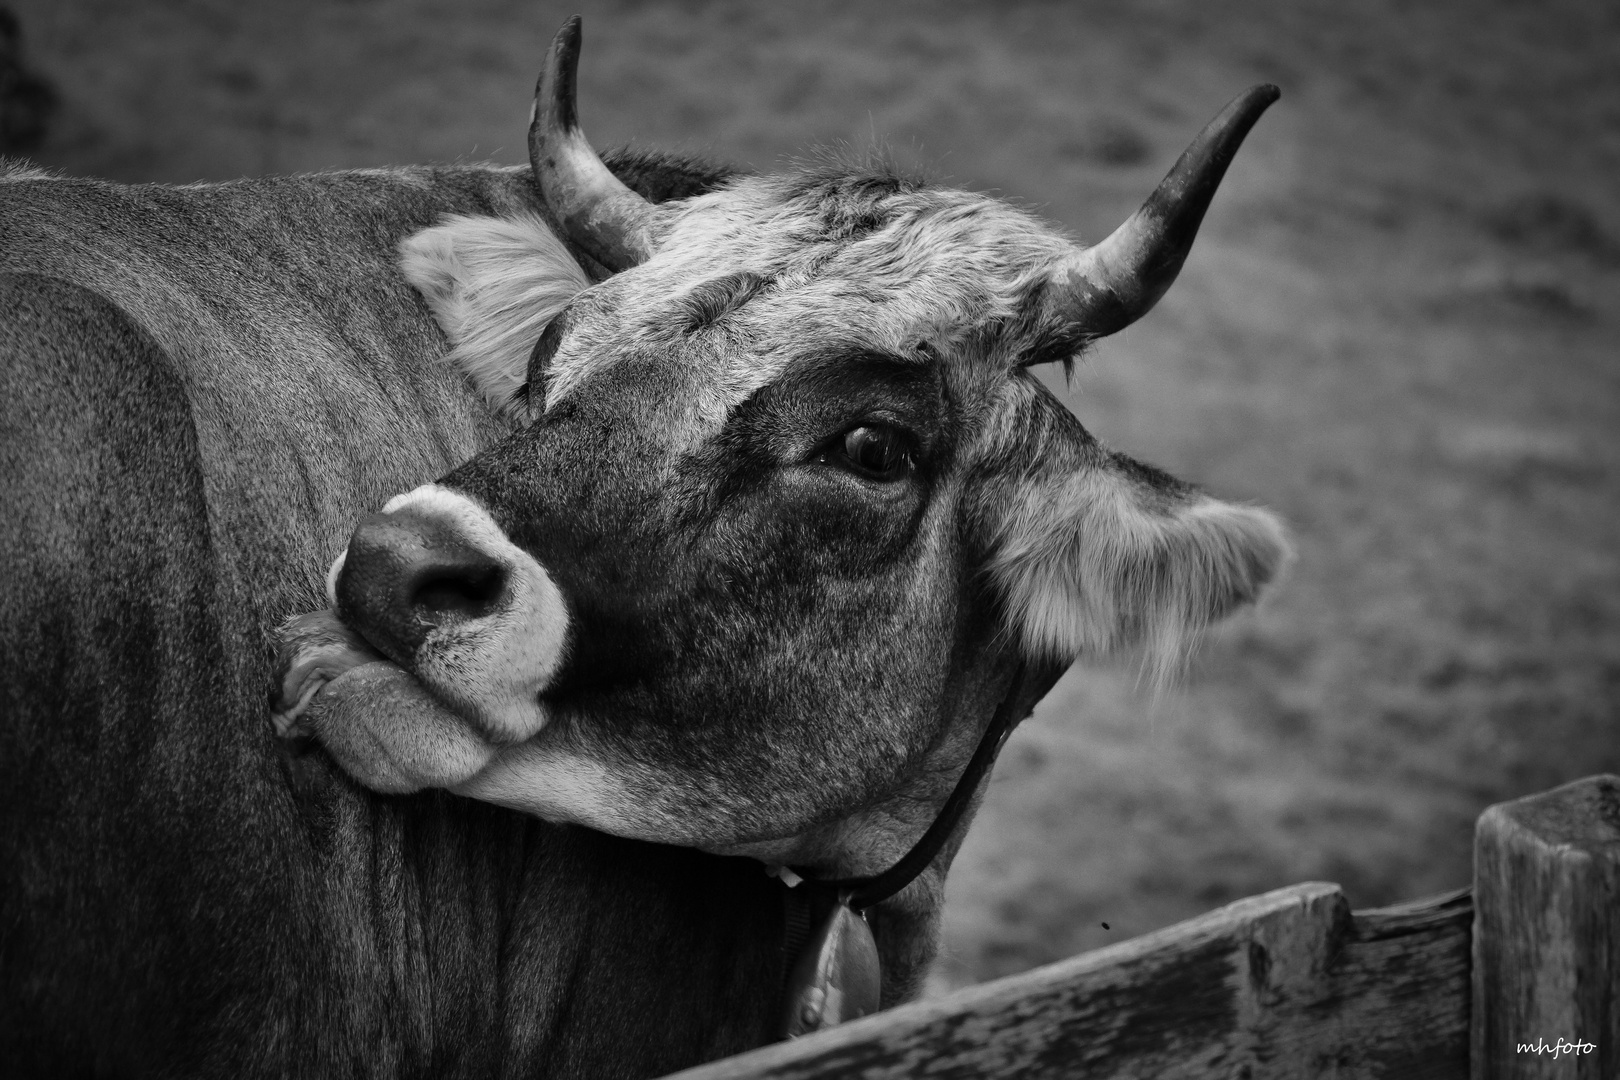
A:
543 168 1078 423
660 171 1073 292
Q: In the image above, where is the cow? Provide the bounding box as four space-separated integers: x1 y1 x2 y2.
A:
0 16 1287 1079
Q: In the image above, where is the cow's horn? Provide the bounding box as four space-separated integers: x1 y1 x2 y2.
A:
1040 84 1279 345
530 16 657 272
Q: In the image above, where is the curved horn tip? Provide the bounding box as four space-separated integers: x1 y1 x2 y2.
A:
535 16 585 135
1223 83 1282 131
1172 82 1281 203
551 14 583 60
1040 82 1281 343
1250 83 1282 107
528 13 657 272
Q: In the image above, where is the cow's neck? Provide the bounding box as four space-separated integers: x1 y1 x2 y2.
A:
775 661 1052 1036
798 661 1038 908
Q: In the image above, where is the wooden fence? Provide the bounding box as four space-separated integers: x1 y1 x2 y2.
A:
667 774 1618 1080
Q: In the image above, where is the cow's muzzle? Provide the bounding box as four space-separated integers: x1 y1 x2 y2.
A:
322 483 570 745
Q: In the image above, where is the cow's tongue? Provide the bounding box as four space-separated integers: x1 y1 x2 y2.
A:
269 609 388 738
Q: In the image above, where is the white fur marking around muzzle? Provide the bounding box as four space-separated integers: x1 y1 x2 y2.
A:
373 482 571 745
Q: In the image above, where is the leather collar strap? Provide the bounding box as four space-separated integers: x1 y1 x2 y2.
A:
776 661 1051 1037
801 661 1037 910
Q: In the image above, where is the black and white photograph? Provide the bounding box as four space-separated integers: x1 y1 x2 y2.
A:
2 1 1616 1076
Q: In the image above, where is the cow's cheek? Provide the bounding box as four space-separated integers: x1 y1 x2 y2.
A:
668 491 947 793
299 662 500 794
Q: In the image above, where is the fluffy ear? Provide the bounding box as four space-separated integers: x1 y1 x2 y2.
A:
988 468 1291 683
399 213 590 420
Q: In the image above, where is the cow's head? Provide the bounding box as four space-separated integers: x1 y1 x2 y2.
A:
275 18 1288 931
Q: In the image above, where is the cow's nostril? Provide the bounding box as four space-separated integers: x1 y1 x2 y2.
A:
336 508 512 665
411 564 505 624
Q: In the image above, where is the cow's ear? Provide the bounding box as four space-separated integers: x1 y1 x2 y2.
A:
399 213 590 421
987 467 1291 684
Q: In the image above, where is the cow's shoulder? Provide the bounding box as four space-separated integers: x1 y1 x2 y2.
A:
0 170 539 618
0 272 281 1074
0 270 212 608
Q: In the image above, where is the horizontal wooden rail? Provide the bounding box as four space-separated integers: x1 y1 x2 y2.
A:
667 883 1473 1079
669 774 1618 1079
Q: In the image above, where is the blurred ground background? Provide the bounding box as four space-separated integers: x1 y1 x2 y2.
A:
6 0 1616 992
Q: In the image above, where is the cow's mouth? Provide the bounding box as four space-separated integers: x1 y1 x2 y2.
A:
269 483 570 791
269 607 391 741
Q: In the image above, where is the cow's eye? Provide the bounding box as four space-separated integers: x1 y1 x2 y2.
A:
825 424 914 482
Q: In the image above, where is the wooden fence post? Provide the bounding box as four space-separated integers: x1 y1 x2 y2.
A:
1473 774 1620 1079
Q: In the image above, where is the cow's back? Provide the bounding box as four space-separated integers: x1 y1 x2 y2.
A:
0 165 784 1077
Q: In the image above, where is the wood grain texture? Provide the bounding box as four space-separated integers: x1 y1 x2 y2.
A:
1472 774 1620 1080
666 883 1473 1080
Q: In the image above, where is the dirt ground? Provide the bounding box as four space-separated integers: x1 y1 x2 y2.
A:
8 0 1617 992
